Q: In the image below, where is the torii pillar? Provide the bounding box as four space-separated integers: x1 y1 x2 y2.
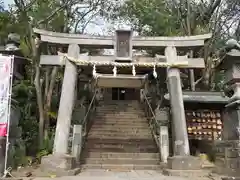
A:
40 44 80 175
164 46 201 175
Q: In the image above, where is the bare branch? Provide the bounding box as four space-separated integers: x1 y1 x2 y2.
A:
73 0 102 33
37 0 78 25
81 10 100 33
74 8 96 33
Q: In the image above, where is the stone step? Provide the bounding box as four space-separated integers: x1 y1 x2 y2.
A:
96 110 143 112
91 124 149 128
99 101 139 104
98 107 141 109
96 109 143 112
84 141 157 152
90 126 150 130
93 121 147 124
87 134 153 138
162 169 211 178
82 157 159 165
84 142 156 148
93 121 148 124
98 104 140 107
97 109 142 111
84 143 157 150
89 130 151 136
82 147 158 153
87 134 153 139
90 127 150 131
81 164 160 170
87 129 151 134
92 121 149 125
86 138 156 145
95 115 145 119
87 135 152 139
82 152 160 159
95 114 145 117
97 106 141 109
81 101 159 171
94 118 147 121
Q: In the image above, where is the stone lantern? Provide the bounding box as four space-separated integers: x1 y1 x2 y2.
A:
5 33 21 51
215 39 240 178
0 33 27 79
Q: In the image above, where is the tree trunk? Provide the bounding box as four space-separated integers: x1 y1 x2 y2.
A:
34 62 45 149
29 24 45 149
44 67 58 139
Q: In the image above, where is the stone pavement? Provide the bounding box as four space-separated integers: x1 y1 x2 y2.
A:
28 169 220 180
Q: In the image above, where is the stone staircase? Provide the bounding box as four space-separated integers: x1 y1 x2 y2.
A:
81 100 160 171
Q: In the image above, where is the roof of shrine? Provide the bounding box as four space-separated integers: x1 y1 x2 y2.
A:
164 91 229 104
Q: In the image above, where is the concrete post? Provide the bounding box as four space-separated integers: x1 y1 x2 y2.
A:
165 46 190 156
53 44 79 154
71 125 82 162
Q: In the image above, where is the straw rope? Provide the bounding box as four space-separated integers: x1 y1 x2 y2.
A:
58 52 189 67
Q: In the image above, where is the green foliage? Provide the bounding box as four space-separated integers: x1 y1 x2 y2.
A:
0 10 17 44
12 80 39 155
11 140 28 167
29 0 65 31
116 0 181 36
36 130 55 162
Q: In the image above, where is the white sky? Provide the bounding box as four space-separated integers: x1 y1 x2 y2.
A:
3 0 131 35
3 0 13 8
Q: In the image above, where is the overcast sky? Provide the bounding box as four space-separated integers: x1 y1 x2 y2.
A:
2 0 131 35
3 0 13 8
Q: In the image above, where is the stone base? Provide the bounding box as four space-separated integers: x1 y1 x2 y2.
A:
222 178 240 180
214 157 240 177
167 156 201 170
214 165 240 177
40 154 81 176
163 169 210 178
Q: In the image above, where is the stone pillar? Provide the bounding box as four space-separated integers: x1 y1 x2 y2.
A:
165 46 190 156
164 47 201 175
215 48 240 178
155 108 169 163
71 125 82 163
40 44 80 176
54 44 78 154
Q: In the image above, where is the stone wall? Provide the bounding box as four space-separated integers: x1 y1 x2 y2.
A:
214 107 240 177
215 140 240 176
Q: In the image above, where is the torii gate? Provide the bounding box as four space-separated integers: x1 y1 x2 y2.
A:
33 28 211 174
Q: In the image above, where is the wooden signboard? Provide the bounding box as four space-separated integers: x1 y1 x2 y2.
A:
185 110 223 141
115 30 133 62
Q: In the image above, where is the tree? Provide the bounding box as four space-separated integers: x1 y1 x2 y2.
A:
104 0 240 90
9 0 106 150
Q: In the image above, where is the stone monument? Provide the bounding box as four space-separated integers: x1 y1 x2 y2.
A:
215 39 240 179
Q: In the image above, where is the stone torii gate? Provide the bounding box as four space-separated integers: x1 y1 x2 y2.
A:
33 28 211 175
